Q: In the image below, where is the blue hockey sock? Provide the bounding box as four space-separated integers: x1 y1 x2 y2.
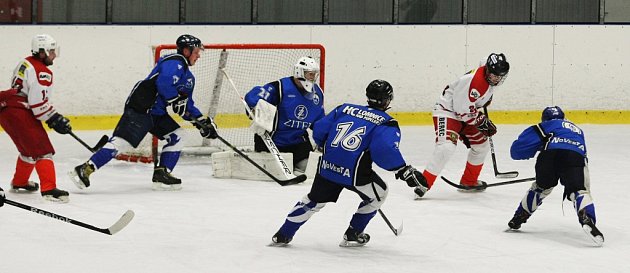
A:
349 210 377 233
159 151 181 172
89 147 117 169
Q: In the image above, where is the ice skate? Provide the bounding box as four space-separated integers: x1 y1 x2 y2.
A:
268 231 292 247
152 166 182 191
41 188 69 203
339 227 370 247
69 162 95 189
457 180 487 193
578 209 604 246
508 207 531 230
11 181 39 193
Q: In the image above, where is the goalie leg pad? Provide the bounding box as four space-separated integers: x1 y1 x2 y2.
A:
211 151 294 181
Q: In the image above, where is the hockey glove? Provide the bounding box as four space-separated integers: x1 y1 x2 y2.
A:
396 165 429 198
474 114 497 137
171 94 188 117
46 113 72 135
194 117 218 139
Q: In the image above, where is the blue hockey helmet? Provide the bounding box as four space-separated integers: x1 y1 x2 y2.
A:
366 79 393 110
541 106 565 122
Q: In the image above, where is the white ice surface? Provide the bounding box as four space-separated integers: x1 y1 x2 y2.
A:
1 125 629 273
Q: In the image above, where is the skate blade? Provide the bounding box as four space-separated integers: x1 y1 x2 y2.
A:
504 228 522 233
267 241 290 247
582 225 604 247
152 182 182 191
68 170 87 190
339 240 366 247
42 195 70 203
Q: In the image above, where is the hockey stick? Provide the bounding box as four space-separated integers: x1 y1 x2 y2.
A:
68 131 109 153
484 106 519 178
441 176 535 190
4 199 134 235
219 68 299 181
378 209 403 236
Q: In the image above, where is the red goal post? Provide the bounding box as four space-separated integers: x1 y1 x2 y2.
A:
115 43 326 163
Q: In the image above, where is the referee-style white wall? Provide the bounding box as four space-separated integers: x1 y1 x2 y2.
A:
1 25 629 115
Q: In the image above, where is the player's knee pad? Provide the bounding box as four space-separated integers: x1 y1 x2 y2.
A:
467 141 490 165
109 136 133 154
286 196 326 223
520 182 554 214
162 129 184 153
425 141 457 174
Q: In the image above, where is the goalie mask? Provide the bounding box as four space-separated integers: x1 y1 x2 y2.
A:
31 34 59 57
485 53 509 86
541 106 565 122
366 79 393 110
294 56 320 93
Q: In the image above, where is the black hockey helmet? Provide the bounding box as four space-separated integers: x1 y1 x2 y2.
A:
486 53 510 76
541 106 565 122
366 79 393 110
176 34 203 54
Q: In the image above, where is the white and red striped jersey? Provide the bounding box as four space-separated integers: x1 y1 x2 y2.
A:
10 56 57 121
432 65 497 126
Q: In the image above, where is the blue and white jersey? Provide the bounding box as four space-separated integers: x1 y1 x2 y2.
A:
511 119 587 160
147 54 202 119
313 103 407 186
244 76 324 147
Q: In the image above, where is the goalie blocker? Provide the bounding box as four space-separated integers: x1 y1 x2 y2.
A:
212 151 320 182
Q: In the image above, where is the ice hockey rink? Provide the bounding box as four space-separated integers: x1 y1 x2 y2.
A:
1 125 628 273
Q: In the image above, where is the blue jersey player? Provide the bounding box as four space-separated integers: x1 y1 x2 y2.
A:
270 80 428 247
69 34 218 191
508 106 603 246
244 56 325 172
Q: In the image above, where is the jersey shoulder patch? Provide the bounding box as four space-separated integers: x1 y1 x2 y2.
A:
468 67 490 102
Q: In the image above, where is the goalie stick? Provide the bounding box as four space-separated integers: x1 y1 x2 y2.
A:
219 68 299 181
484 106 519 179
68 131 109 153
441 176 535 190
5 199 134 235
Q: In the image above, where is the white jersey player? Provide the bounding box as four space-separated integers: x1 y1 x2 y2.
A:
417 53 509 198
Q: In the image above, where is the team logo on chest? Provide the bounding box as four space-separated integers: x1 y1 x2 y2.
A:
186 78 194 88
294 105 308 120
312 94 320 105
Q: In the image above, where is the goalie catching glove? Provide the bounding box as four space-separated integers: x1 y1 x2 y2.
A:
46 113 72 134
395 165 429 197
193 117 218 139
474 113 497 137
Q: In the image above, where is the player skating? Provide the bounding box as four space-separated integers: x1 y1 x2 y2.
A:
69 34 218 191
244 56 325 173
418 53 509 198
0 34 71 202
507 106 604 246
270 80 428 247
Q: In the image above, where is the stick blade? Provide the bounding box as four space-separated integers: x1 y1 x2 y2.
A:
496 172 519 179
277 174 307 186
106 210 135 235
393 221 403 236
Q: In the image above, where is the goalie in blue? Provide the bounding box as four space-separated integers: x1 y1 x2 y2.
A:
269 80 428 247
244 56 325 172
508 106 604 246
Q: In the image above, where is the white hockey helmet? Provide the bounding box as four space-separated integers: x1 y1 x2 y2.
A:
294 56 319 92
31 34 59 56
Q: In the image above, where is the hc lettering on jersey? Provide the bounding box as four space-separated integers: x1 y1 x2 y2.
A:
341 105 386 124
294 105 308 120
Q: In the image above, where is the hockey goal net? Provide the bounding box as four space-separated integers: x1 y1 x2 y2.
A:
116 44 326 163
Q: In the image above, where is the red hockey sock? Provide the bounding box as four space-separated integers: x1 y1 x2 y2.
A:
11 157 36 186
422 170 437 189
460 162 483 186
35 159 57 192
